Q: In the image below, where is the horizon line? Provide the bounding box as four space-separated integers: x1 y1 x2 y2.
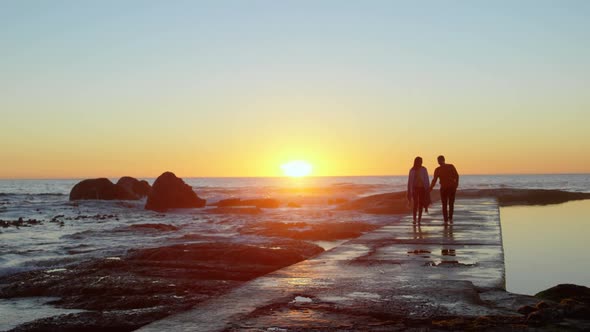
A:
1 172 589 181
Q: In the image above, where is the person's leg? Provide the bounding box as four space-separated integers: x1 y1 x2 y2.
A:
412 190 419 223
417 187 425 223
448 188 457 222
440 187 449 223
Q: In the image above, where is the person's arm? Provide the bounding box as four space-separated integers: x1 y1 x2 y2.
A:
430 168 439 191
407 170 413 200
452 165 459 188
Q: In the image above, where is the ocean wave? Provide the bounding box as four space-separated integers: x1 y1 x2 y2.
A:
0 193 66 196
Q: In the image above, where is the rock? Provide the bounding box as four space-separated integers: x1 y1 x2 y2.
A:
338 191 440 214
214 198 280 208
0 240 323 331
558 298 590 319
128 223 178 231
145 172 206 211
535 284 590 305
535 301 550 309
458 189 590 207
517 305 536 316
527 308 563 325
205 207 262 215
8 311 171 332
214 198 241 206
242 198 280 208
239 221 379 241
116 176 151 198
69 178 138 201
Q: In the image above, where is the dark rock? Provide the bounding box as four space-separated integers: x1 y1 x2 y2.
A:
535 284 590 305
214 198 280 208
145 172 206 212
558 298 590 319
8 310 171 332
527 308 563 325
0 240 323 331
338 191 440 214
128 223 178 231
340 188 590 213
69 178 138 201
205 207 262 215
239 221 379 241
1 218 43 228
517 305 536 316
243 198 280 208
213 198 241 206
116 176 151 198
458 189 590 207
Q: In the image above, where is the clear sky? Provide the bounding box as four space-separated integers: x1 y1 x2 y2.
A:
1 1 589 178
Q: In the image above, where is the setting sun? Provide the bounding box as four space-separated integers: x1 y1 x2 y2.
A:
281 161 313 177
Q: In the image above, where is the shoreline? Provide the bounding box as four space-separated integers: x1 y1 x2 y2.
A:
1 182 590 330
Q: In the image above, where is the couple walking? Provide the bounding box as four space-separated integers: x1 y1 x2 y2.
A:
407 155 459 224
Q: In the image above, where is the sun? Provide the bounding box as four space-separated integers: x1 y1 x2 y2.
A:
281 160 313 177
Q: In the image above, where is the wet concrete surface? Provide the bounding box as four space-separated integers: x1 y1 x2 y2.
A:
137 199 527 331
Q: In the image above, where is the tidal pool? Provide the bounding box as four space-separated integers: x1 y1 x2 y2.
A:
500 199 590 295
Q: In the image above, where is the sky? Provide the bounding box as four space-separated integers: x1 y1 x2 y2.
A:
1 1 589 178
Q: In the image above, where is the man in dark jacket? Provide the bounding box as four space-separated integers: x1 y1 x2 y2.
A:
430 155 459 224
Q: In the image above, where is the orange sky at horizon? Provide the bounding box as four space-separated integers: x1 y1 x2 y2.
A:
2 2 589 179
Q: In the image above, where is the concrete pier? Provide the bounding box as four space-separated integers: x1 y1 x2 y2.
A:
138 198 515 331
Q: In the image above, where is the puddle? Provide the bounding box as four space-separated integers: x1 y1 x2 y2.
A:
311 239 348 251
347 292 381 300
319 296 349 302
291 296 313 304
44 268 67 273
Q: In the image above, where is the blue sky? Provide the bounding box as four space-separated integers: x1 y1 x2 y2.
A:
1 1 589 177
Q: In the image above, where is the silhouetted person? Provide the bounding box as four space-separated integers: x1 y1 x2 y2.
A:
407 156 430 224
430 155 459 224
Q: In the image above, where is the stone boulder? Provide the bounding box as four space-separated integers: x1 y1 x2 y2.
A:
116 176 151 198
145 172 206 211
69 178 138 201
535 284 590 305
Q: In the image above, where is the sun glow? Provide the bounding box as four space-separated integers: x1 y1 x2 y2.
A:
281 161 313 177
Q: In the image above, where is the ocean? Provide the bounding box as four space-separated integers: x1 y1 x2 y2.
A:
1 174 590 294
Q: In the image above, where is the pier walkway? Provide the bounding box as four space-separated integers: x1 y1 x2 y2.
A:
138 198 516 331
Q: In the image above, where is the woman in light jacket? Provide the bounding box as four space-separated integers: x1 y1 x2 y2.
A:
407 156 430 224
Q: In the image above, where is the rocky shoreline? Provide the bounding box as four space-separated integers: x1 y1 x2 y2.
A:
2 174 589 331
1 240 324 331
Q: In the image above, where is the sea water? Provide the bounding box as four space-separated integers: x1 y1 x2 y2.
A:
1 174 589 294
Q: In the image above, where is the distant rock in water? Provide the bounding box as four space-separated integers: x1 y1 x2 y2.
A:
214 198 280 208
69 178 138 201
205 207 262 215
116 176 151 198
145 172 206 211
339 188 590 214
458 189 590 206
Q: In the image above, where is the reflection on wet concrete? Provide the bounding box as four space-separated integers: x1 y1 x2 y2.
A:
441 223 457 264
138 198 509 332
